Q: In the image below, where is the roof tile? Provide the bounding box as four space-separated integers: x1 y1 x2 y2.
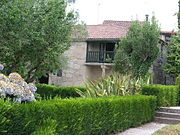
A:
87 25 127 40
87 20 175 40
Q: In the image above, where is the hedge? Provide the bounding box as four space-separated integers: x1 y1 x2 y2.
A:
3 95 156 135
0 100 11 134
176 75 180 88
142 85 179 107
36 84 86 99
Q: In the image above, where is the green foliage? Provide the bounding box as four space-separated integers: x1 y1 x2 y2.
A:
31 118 57 135
0 0 78 82
178 0 180 29
114 17 160 77
76 74 151 98
0 99 12 134
34 93 42 101
176 75 180 105
164 32 180 77
5 95 156 135
142 85 179 107
72 23 88 41
176 74 180 87
36 84 86 99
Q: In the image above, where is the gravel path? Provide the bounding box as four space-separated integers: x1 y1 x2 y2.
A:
114 122 169 135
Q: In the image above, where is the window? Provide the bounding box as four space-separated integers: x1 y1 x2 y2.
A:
57 69 62 77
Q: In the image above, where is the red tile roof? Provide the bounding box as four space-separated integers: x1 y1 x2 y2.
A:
87 25 127 40
87 20 144 40
87 20 175 40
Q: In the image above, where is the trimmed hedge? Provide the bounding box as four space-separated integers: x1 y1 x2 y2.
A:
142 85 179 107
0 100 11 134
36 84 86 99
5 95 156 135
176 75 180 88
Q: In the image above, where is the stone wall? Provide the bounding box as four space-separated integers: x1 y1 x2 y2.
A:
85 66 102 81
48 41 114 86
49 41 87 86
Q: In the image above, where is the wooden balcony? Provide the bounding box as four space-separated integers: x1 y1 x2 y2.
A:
86 51 115 63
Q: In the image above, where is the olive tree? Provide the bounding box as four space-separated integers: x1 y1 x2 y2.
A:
0 0 79 82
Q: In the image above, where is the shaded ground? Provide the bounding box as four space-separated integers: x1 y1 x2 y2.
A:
114 122 169 135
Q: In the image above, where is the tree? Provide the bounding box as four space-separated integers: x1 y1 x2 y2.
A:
178 0 180 29
163 1 180 77
0 0 78 82
114 17 160 78
163 34 180 77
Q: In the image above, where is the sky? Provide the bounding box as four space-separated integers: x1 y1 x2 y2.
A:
72 0 179 31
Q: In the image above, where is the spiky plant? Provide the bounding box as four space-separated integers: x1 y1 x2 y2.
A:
76 73 150 98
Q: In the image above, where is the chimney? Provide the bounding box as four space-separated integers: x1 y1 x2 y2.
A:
145 14 149 22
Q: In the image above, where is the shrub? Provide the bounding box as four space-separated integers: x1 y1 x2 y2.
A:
76 74 150 98
176 75 180 105
6 95 156 135
31 118 57 135
142 85 179 107
36 84 86 99
0 72 37 103
0 99 11 134
176 75 180 88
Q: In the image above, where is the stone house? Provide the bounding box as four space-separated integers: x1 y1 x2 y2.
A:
48 20 175 86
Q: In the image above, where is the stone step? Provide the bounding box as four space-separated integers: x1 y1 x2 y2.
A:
154 117 180 124
156 111 180 119
158 107 180 114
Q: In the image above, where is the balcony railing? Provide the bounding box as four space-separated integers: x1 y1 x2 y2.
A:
86 51 115 63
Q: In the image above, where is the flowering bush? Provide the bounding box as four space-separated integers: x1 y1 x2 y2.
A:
0 69 37 103
0 64 4 71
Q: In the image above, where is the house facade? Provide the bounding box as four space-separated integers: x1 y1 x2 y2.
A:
48 20 175 86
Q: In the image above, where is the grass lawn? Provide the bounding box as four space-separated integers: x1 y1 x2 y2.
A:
152 124 180 135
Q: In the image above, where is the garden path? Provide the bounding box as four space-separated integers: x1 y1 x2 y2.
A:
115 122 168 135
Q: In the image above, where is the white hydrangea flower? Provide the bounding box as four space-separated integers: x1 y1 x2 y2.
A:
0 72 37 103
14 97 22 103
27 94 36 102
10 82 23 96
0 85 5 97
4 82 14 95
21 82 28 89
0 64 4 71
21 89 35 102
0 88 3 95
28 83 37 93
0 81 7 94
0 74 9 82
9 72 24 85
